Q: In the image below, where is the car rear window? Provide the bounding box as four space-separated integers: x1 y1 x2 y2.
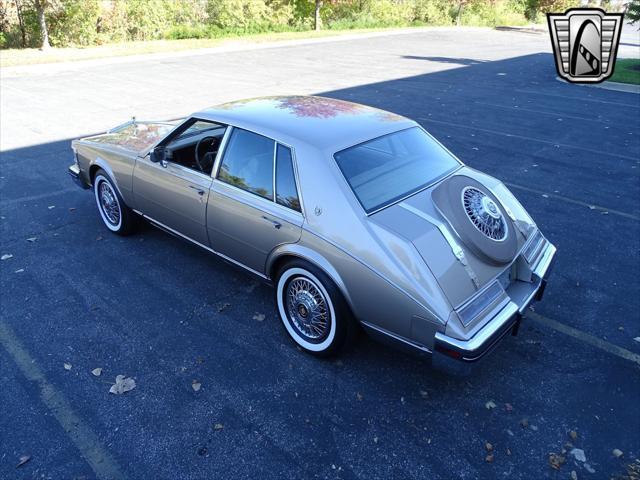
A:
333 127 460 213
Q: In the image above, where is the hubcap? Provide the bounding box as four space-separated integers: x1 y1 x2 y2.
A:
462 186 507 241
286 277 330 341
98 181 120 226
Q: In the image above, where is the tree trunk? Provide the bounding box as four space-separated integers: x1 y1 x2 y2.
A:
15 0 27 47
35 0 50 50
456 2 464 27
314 0 323 31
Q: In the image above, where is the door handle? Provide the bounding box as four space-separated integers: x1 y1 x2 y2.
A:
189 185 205 196
262 216 282 229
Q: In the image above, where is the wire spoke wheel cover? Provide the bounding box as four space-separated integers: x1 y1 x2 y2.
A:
94 174 122 231
461 186 507 241
277 267 337 352
432 175 518 265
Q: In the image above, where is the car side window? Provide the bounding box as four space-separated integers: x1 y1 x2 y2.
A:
217 128 275 200
275 144 301 212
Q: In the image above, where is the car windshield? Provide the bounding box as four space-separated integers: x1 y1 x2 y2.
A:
334 127 460 213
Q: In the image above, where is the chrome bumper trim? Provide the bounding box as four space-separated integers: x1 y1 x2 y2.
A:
68 164 89 190
435 301 519 361
435 242 557 363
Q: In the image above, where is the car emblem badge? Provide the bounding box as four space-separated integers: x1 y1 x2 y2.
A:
547 8 624 84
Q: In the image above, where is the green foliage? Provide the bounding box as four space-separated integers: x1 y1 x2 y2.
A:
0 0 592 49
627 0 640 24
459 0 528 26
47 0 101 46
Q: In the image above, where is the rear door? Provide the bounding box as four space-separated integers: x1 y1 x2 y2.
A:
207 127 303 274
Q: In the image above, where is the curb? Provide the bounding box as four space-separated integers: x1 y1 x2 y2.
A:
554 76 640 94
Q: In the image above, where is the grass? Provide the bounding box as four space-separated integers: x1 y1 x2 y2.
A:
609 58 640 85
0 26 425 69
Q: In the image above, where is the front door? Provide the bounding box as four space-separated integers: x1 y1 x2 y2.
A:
207 128 303 275
133 156 212 245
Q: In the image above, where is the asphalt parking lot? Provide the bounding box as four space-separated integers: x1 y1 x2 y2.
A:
1 26 639 480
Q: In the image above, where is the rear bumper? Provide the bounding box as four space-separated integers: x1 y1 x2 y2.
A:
434 242 556 364
68 164 90 190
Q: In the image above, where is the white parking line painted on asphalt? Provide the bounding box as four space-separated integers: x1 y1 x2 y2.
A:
418 117 639 162
505 182 639 221
0 321 127 480
526 312 640 366
0 187 80 207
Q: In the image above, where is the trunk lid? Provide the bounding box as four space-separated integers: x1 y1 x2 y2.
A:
370 172 531 308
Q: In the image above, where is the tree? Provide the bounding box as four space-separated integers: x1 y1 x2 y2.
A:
14 0 28 47
314 0 322 30
455 0 469 26
627 0 640 24
33 0 50 49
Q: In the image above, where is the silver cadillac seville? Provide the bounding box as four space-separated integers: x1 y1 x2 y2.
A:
68 96 556 365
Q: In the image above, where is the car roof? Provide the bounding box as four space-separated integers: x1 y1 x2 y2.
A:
193 96 416 152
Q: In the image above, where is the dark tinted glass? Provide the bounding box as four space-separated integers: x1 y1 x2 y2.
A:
275 145 301 212
334 127 459 213
218 128 274 200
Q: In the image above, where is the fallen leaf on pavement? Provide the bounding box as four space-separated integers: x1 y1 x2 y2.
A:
252 313 265 321
548 453 565 470
217 302 231 312
192 380 201 392
612 448 623 458
16 455 31 468
485 400 496 410
91 368 102 377
1 254 13 260
64 363 72 371
570 448 586 462
109 375 136 394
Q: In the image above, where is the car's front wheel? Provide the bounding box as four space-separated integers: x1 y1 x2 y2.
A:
93 169 136 235
276 260 354 356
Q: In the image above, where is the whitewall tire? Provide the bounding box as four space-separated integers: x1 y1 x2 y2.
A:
276 260 354 356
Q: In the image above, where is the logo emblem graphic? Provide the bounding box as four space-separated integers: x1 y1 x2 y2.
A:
547 8 624 83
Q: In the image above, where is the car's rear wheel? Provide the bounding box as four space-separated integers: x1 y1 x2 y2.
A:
276 260 354 357
93 169 136 235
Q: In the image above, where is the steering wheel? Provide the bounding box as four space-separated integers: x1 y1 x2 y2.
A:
194 136 218 173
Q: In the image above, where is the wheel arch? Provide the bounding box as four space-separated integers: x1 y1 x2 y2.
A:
89 158 124 198
267 245 355 314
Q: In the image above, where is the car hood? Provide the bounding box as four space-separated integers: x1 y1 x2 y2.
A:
79 120 179 154
370 168 537 308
